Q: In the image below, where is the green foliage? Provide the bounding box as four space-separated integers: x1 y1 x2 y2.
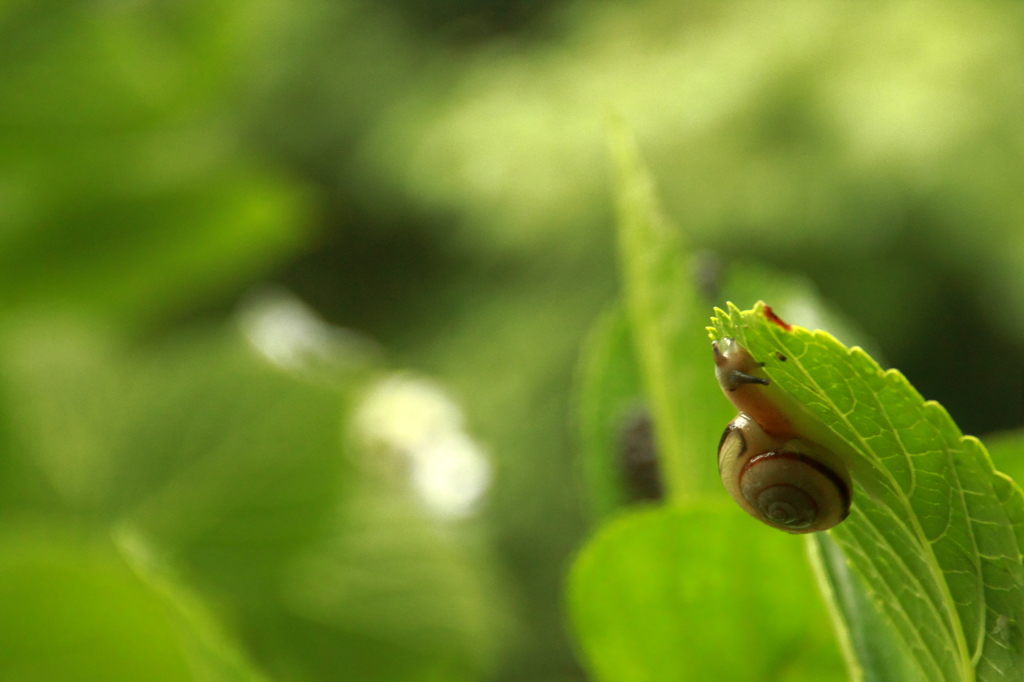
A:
806 533 924 682
0 529 196 682
570 122 1024 682
571 125 850 681
608 119 737 499
0 522 272 682
10 1 1024 680
575 305 646 518
0 313 510 680
568 503 847 682
0 1 312 325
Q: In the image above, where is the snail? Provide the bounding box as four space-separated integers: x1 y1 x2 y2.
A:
713 337 852 533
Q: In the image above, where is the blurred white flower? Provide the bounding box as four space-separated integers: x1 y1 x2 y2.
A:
356 374 491 520
237 286 376 379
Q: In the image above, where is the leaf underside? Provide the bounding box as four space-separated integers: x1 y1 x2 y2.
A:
710 302 1024 682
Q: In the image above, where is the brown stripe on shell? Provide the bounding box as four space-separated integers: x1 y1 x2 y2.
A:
739 451 851 515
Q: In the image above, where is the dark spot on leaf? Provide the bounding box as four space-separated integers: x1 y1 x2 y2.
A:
691 250 723 301
775 352 787 362
617 407 663 503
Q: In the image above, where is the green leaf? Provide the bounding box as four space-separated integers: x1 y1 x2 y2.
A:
807 533 924 682
710 302 1024 681
609 121 735 498
982 431 1024 564
0 525 197 682
575 303 659 518
115 527 271 682
568 503 847 682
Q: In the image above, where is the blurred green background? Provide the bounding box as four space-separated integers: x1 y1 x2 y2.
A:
5 0 1024 679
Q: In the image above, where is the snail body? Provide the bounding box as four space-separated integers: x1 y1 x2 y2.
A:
713 338 852 533
713 338 790 437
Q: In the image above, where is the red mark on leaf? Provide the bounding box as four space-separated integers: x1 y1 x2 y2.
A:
763 305 792 331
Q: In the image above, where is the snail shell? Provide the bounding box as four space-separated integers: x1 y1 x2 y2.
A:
714 337 852 533
718 415 851 533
